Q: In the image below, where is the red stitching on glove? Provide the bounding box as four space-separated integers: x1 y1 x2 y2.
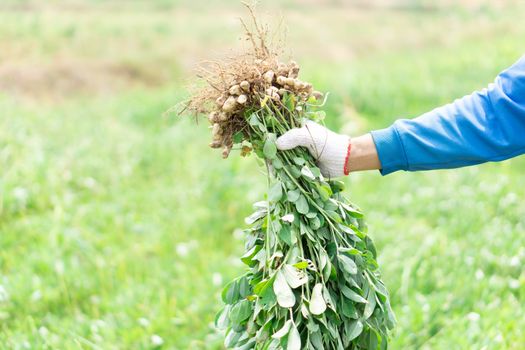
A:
343 141 352 176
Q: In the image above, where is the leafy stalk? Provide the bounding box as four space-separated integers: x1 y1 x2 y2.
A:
217 93 396 350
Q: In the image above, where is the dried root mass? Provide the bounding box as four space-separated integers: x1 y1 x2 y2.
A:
184 7 323 159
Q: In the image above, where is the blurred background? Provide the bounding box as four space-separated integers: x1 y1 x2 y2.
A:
1 0 524 349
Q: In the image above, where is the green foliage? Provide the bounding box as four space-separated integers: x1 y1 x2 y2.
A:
216 96 395 349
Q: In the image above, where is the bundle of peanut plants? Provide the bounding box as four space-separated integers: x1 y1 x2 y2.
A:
182 8 395 350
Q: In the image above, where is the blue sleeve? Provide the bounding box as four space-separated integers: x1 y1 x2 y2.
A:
370 55 525 175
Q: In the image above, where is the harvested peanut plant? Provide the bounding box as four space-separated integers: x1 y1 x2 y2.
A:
182 7 396 350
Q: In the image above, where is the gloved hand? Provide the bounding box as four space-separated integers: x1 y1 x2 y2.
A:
275 121 351 178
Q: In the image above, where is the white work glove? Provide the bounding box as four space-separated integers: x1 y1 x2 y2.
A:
275 121 351 178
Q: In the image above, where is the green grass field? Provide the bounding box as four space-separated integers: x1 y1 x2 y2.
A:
0 1 524 349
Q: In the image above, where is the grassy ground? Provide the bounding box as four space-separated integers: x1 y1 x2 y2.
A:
0 1 524 349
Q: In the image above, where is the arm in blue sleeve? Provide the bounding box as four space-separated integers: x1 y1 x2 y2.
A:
370 55 525 175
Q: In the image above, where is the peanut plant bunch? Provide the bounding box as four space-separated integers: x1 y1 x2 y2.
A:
182 8 395 350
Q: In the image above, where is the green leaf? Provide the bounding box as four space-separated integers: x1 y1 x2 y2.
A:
338 247 361 256
326 210 342 223
286 190 300 202
317 227 330 240
288 246 301 262
222 280 240 304
253 278 272 296
260 283 277 307
326 242 337 257
269 182 283 202
229 299 252 324
287 323 301 350
368 330 379 350
293 157 306 166
301 166 316 180
271 320 291 339
245 209 267 225
341 202 364 218
323 200 338 212
237 339 256 350
252 248 267 267
241 245 262 267
322 287 336 311
385 300 397 329
263 134 277 159
310 216 321 230
233 131 244 143
307 318 320 333
344 274 359 289
278 225 292 246
339 254 358 275
341 299 358 319
273 158 284 169
288 165 302 178
238 277 251 298
330 180 345 193
341 286 368 304
248 113 260 126
310 167 321 178
293 261 309 269
305 211 317 219
381 336 388 350
365 236 378 259
284 180 296 190
310 331 324 349
295 195 309 214
214 305 231 330
363 290 377 319
300 221 316 242
224 329 242 348
319 250 328 271
309 283 327 315
345 320 363 342
317 184 332 201
328 265 337 281
273 270 295 308
301 303 309 318
282 265 308 289
373 280 390 299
